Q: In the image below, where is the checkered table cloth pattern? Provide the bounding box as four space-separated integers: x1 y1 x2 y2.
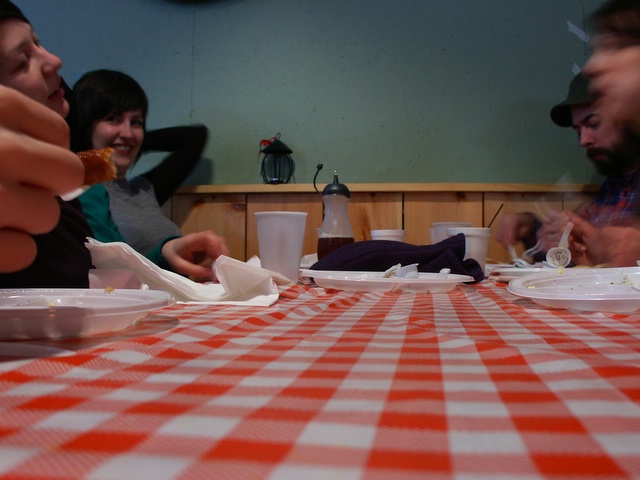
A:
0 282 639 479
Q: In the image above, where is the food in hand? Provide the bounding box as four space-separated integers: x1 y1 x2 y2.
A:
78 148 116 185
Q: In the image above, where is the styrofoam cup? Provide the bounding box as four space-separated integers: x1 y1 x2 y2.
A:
255 211 307 282
446 227 491 272
370 229 405 242
431 222 471 243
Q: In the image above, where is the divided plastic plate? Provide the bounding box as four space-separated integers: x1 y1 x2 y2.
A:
507 267 640 313
0 289 174 340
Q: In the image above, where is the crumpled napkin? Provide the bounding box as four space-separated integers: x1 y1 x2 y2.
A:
85 238 288 305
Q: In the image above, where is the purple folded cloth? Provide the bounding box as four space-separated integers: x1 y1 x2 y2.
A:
310 233 484 282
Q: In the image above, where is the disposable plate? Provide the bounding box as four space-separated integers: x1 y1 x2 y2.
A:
487 265 546 283
507 267 640 313
0 289 174 340
300 269 474 293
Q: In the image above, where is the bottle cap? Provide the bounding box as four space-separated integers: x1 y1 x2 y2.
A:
322 171 351 198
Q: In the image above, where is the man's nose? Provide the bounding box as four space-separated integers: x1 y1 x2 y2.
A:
580 130 595 147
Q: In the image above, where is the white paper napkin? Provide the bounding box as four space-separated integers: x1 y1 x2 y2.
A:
85 238 286 305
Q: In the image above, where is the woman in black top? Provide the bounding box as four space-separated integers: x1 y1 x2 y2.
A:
0 1 93 287
0 1 228 287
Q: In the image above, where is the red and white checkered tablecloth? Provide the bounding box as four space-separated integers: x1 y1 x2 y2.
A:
0 281 639 479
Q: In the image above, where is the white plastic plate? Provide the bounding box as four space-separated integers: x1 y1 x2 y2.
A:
300 269 474 293
487 265 546 283
0 289 174 340
507 267 640 313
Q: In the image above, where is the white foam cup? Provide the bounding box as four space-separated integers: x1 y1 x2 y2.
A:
255 211 307 283
446 227 491 273
432 222 471 243
370 229 406 242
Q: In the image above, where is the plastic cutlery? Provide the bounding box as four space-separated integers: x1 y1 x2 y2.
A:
545 222 574 268
508 245 531 268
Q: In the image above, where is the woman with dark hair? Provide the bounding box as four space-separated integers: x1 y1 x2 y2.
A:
0 0 92 286
73 69 210 258
0 0 227 286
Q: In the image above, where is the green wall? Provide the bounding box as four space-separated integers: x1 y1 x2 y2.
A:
23 0 603 185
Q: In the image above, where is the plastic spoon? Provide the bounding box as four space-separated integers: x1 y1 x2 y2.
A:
383 264 401 278
396 264 419 278
383 263 419 278
436 268 451 279
545 222 574 268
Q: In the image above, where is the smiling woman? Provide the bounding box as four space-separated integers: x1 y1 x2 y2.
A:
71 69 228 271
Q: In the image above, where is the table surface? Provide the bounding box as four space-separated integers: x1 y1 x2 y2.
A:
0 281 639 479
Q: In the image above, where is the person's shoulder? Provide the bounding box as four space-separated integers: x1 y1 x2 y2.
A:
80 183 109 198
78 183 111 209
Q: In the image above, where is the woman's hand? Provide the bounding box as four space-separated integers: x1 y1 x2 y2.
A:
0 86 84 272
161 230 229 281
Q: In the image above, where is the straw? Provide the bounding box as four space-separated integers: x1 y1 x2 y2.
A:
487 203 504 229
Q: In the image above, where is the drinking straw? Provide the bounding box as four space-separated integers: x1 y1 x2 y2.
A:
487 203 504 228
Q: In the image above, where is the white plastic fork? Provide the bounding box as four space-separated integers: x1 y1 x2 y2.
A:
508 245 531 268
522 240 542 261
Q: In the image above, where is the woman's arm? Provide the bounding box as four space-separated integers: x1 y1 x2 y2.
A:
140 124 208 205
78 184 127 244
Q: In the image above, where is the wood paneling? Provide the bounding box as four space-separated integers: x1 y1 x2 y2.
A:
404 192 483 246
349 192 403 240
169 184 597 263
171 193 247 261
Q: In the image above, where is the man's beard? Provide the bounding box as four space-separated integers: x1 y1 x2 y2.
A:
587 148 624 176
587 128 640 176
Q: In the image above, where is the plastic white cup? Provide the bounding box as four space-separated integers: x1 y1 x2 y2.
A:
255 211 307 283
431 222 471 243
370 229 405 242
446 227 491 272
